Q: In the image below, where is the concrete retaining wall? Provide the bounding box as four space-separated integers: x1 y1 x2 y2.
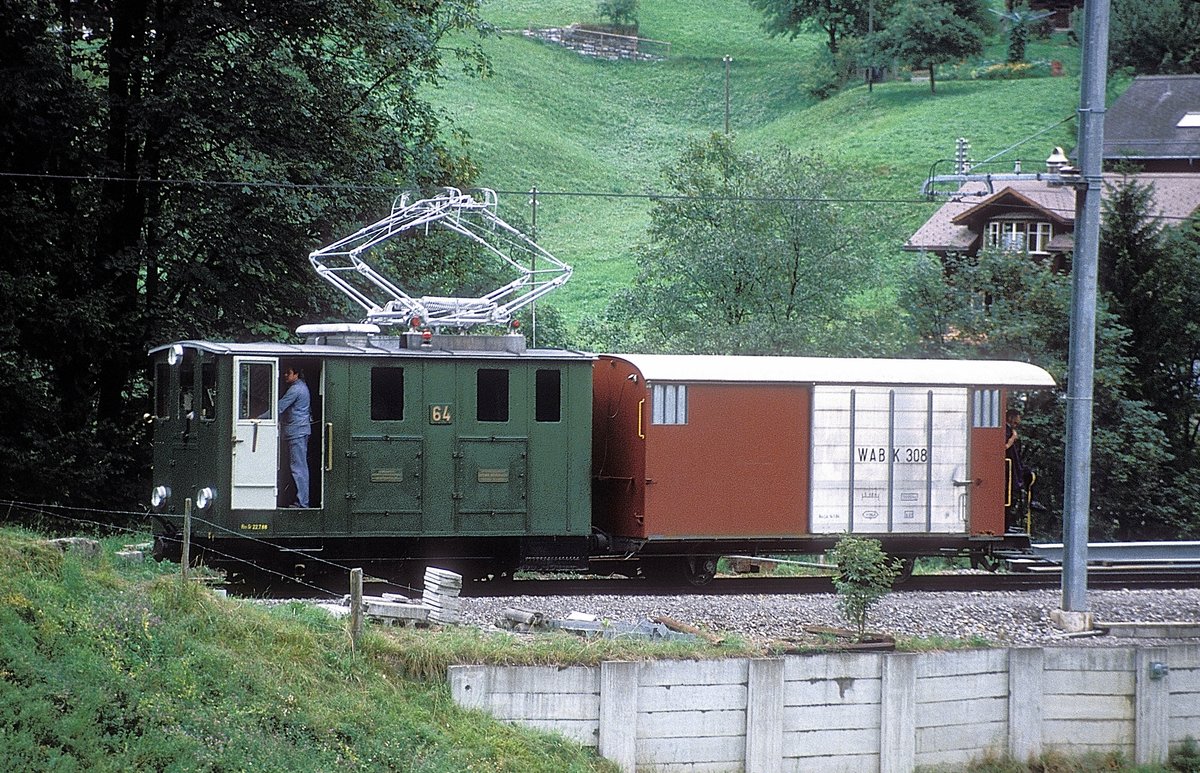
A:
449 645 1200 773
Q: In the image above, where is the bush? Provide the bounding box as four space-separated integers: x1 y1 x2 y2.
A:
973 61 1051 79
828 536 900 639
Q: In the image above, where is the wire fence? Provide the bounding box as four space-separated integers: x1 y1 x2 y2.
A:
0 497 415 599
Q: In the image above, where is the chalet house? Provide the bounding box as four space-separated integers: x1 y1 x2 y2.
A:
903 171 1200 269
906 76 1200 263
1104 75 1200 172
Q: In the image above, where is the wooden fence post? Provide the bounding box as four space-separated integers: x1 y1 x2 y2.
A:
350 568 364 650
181 498 192 584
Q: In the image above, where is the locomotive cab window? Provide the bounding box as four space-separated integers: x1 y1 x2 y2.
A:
477 368 509 422
535 369 561 422
154 363 171 419
200 362 217 421
238 362 274 420
651 383 688 425
371 367 405 421
179 355 195 419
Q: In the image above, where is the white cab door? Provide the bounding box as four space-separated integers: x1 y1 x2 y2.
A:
232 358 279 509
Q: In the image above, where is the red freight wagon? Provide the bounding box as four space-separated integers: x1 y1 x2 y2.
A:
592 354 1056 581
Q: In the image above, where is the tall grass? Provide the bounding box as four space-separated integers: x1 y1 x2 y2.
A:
0 528 618 771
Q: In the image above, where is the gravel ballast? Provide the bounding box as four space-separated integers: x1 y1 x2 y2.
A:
458 588 1200 647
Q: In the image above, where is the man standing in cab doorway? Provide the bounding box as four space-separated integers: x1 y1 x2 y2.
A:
278 366 311 508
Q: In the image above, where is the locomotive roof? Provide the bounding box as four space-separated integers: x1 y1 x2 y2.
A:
149 339 593 361
605 354 1057 388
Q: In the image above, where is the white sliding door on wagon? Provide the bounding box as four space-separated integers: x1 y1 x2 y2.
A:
809 385 971 534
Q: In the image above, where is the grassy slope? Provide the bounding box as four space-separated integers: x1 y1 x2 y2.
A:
427 0 1084 327
0 530 624 772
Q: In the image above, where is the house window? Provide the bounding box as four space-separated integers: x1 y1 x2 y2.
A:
986 220 1052 254
651 384 687 425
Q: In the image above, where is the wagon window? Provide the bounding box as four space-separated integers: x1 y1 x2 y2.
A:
651 384 687 425
371 367 405 421
973 389 1000 428
154 363 171 419
535 369 561 423
477 368 509 422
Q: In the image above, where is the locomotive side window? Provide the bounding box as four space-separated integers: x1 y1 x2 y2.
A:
154 363 171 419
651 383 688 425
973 389 1001 428
535 369 561 422
477 368 509 422
238 362 274 420
370 367 405 420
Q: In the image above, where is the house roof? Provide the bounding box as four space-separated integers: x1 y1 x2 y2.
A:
1105 76 1200 162
905 173 1200 253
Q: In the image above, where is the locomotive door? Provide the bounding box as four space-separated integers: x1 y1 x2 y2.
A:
345 361 425 534
231 357 279 509
809 385 970 534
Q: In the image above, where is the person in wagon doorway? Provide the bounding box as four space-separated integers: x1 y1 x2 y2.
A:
278 366 312 508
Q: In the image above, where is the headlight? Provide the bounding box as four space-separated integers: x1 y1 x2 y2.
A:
167 343 184 366
195 487 216 510
150 485 170 510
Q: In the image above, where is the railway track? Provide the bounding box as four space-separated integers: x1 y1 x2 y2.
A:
234 564 1200 600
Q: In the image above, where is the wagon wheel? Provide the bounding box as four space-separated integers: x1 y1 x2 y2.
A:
969 550 1002 573
682 555 719 587
639 555 718 587
894 557 916 584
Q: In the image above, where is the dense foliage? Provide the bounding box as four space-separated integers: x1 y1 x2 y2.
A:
1105 0 1200 74
0 0 489 512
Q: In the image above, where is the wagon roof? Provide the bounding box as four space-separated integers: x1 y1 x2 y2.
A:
604 354 1057 388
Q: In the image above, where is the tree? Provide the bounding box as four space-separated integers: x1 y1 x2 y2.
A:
597 0 639 28
868 0 985 93
1105 0 1200 74
1100 177 1200 475
583 133 886 356
0 0 490 513
748 0 886 55
991 5 1054 63
828 536 899 640
901 249 1195 539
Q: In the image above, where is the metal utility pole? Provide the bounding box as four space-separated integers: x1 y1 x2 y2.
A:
723 56 732 134
1060 0 1112 618
529 185 539 346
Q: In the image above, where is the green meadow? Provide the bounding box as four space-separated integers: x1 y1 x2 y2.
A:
425 0 1087 327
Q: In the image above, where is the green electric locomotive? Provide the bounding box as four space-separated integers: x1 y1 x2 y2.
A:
149 327 595 582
